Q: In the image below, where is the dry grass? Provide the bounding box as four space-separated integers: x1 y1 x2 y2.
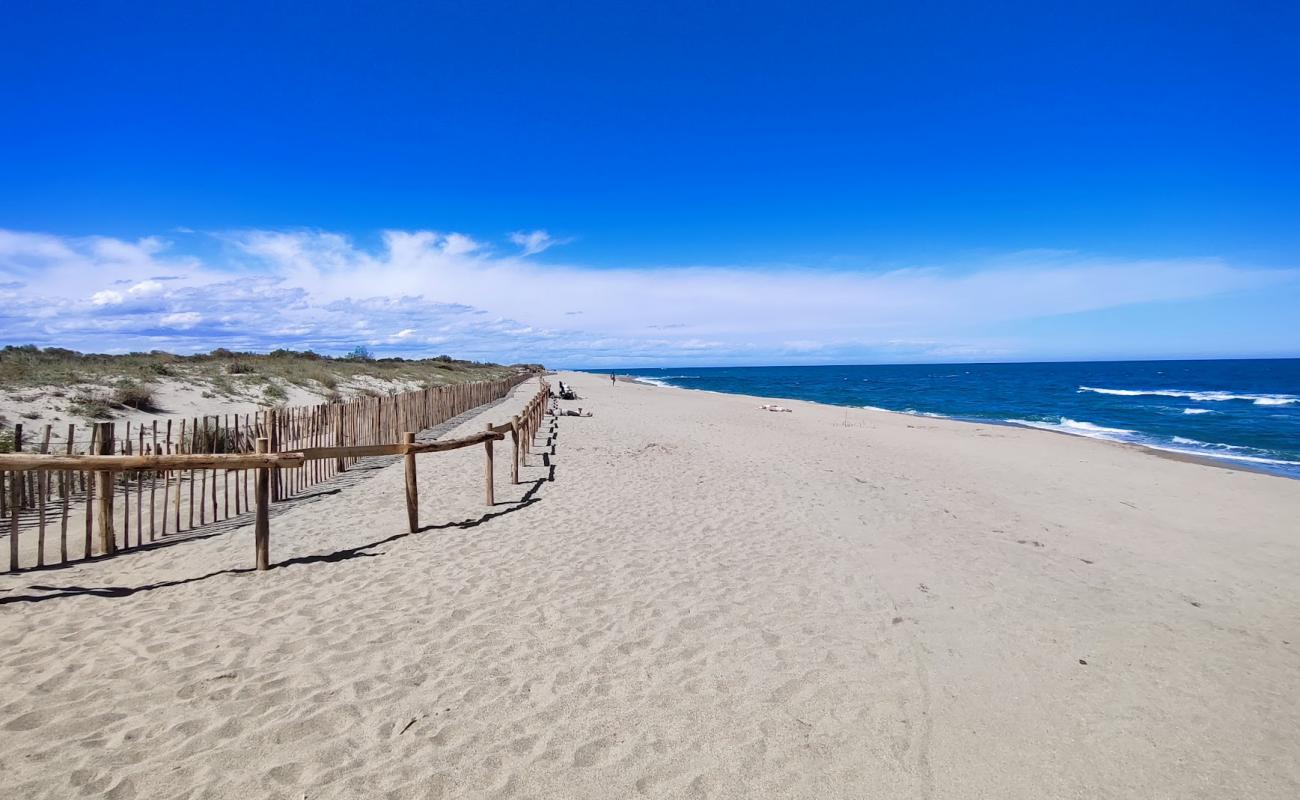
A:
0 345 530 393
67 390 116 419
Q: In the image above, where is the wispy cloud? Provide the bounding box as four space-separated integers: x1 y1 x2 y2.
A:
508 229 569 256
0 227 1295 365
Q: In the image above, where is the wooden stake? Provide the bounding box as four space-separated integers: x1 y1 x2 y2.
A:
8 468 18 572
510 416 520 484
95 422 115 556
199 417 208 526
149 421 158 541
85 425 97 559
223 415 230 519
136 425 144 546
269 409 280 502
233 415 242 515
404 432 418 533
484 423 495 506
14 424 24 510
61 424 73 563
255 437 270 571
335 403 346 473
187 418 196 530
36 425 50 566
161 420 172 536
121 428 131 548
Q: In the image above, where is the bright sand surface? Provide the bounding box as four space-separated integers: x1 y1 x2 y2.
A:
2 370 1298 799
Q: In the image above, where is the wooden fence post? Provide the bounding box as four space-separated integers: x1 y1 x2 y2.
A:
13 424 23 509
268 409 281 502
7 468 17 571
255 437 270 571
61 424 73 563
95 422 116 556
404 432 419 533
336 404 346 473
510 416 520 484
484 423 495 506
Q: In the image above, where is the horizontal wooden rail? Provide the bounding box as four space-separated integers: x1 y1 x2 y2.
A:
0 452 306 472
294 431 506 460
297 443 407 461
406 430 504 454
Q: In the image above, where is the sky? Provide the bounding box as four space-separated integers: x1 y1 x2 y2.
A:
1 1 1298 367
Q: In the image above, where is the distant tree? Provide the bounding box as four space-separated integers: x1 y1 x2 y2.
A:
345 345 374 361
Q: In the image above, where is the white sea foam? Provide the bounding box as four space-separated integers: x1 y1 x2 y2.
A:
635 377 678 388
1157 446 1298 467
1182 408 1213 415
1078 386 1299 405
1008 418 1300 470
1007 417 1137 439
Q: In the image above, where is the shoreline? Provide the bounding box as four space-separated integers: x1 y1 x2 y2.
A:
616 374 1297 481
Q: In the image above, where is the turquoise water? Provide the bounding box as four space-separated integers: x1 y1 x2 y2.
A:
591 360 1300 478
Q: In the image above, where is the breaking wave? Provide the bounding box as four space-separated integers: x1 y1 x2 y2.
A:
1078 386 1298 406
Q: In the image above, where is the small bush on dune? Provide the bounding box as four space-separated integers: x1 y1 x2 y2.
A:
113 380 159 411
69 391 115 419
227 361 256 375
262 383 288 404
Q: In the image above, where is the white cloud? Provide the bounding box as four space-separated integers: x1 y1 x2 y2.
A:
509 229 568 256
1 226 1296 365
128 280 164 296
160 312 202 328
91 289 125 306
441 233 481 256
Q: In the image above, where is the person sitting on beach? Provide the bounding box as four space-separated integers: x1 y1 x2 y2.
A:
560 408 592 417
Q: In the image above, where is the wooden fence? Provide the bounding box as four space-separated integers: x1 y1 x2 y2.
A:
0 376 550 572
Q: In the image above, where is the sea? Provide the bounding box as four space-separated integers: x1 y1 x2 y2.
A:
591 359 1300 479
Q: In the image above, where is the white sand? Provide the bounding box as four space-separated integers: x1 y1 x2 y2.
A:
2 370 1298 799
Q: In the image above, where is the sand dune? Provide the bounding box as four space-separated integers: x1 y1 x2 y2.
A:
2 371 1298 799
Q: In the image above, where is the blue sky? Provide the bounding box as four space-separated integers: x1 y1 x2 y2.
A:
1 1 1297 366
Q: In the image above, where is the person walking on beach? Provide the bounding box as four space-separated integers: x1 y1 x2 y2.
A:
610 372 616 386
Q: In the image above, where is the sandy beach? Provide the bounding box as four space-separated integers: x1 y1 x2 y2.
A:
2 370 1298 799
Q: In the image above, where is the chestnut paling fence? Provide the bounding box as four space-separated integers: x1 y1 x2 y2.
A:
0 377 551 572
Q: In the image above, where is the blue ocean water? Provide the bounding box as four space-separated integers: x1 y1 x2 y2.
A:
595 360 1300 478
